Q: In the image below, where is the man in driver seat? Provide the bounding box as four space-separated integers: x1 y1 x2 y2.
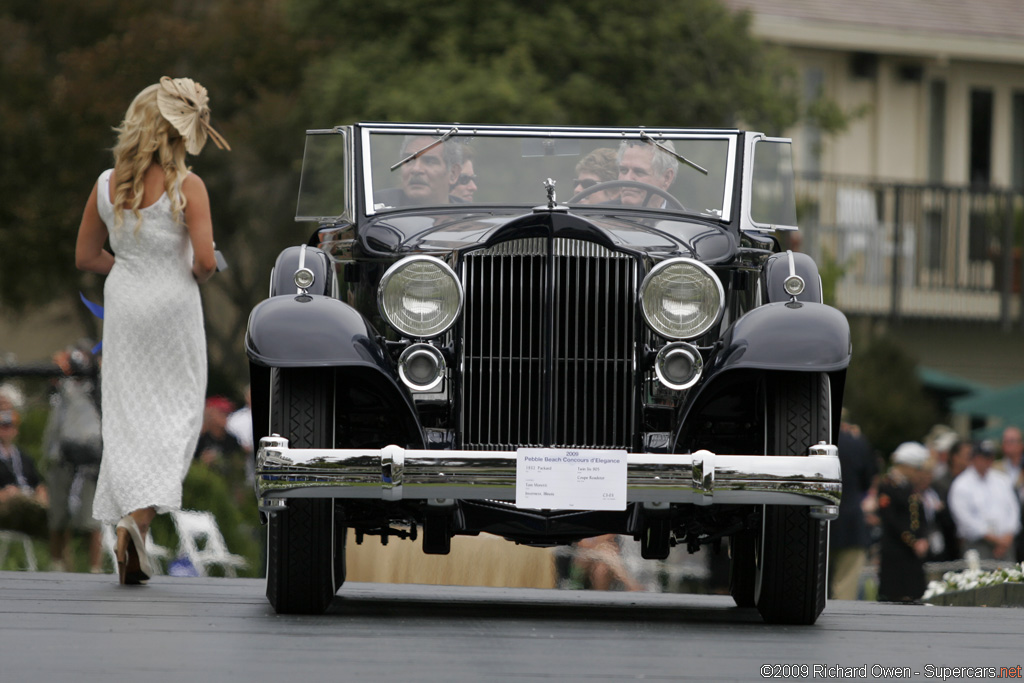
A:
376 135 463 208
616 140 678 207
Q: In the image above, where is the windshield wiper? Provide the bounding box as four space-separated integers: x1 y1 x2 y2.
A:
390 127 460 172
640 131 708 176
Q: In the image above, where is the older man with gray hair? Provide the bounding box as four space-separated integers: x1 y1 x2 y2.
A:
376 135 463 208
616 139 679 207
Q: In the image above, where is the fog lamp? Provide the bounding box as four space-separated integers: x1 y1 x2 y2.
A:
655 342 703 390
398 343 446 391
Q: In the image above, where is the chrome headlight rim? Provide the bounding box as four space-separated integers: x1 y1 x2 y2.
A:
654 342 704 391
639 257 725 340
398 343 447 392
377 255 464 339
783 274 806 297
293 267 315 292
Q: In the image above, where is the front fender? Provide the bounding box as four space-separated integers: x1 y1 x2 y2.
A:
763 251 822 303
708 301 851 375
676 301 850 451
246 294 388 369
246 294 424 448
269 245 337 298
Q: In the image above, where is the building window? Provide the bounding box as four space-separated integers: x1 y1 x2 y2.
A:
1013 91 1024 191
969 88 993 187
928 81 946 184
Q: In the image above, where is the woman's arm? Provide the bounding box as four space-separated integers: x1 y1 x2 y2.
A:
75 182 115 275
183 173 218 284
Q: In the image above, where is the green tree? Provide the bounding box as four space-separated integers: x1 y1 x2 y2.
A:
288 0 802 131
2 0 842 388
0 0 313 384
843 334 940 458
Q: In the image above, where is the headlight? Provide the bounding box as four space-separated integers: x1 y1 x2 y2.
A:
378 255 463 338
639 258 724 340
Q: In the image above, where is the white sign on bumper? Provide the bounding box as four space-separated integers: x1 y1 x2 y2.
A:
515 448 628 511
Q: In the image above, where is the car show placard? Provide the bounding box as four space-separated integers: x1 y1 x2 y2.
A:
516 448 627 511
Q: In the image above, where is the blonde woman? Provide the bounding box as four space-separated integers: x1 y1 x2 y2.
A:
75 77 229 585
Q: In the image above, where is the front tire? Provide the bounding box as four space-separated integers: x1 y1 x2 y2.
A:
265 368 344 614
754 373 829 625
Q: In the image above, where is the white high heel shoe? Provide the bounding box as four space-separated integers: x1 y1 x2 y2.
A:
115 515 152 585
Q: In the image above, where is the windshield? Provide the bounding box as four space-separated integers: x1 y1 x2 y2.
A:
362 127 737 220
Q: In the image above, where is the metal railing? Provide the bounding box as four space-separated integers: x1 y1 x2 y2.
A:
795 175 1024 329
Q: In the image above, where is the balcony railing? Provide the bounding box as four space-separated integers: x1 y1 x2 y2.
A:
795 175 1024 328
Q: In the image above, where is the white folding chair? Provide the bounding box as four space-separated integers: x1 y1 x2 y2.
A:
0 530 37 571
170 510 247 577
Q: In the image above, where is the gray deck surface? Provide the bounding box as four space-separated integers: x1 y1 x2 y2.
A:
1 571 1021 681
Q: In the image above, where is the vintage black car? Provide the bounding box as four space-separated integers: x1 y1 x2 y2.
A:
245 123 848 623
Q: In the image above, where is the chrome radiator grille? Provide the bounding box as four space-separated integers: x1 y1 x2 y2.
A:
461 238 637 449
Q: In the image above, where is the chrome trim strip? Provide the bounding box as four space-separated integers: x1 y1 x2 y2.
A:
256 438 841 508
809 505 839 521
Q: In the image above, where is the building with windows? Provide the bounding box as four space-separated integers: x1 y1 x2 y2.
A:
725 0 1024 389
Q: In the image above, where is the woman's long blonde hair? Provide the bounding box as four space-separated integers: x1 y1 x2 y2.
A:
110 84 189 232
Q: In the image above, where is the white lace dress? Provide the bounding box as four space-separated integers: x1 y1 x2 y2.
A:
92 169 207 523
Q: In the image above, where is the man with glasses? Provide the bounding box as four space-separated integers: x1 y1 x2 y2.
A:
450 145 477 202
572 148 620 205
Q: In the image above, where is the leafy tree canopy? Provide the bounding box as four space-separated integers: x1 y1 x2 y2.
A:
2 0 811 386
843 334 940 459
288 0 800 131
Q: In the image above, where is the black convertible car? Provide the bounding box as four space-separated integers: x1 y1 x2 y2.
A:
245 123 848 623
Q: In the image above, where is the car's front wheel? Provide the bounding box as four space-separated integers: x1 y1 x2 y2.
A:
754 373 829 625
265 368 344 615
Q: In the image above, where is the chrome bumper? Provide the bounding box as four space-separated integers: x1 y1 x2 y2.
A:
255 437 842 520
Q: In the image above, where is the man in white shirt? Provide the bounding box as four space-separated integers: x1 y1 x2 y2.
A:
948 442 1021 560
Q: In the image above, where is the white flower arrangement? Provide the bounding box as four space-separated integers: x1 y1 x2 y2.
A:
923 550 1024 599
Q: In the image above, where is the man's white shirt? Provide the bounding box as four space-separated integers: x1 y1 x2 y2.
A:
948 466 1022 540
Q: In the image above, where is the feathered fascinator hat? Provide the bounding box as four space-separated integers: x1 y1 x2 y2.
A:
156 76 230 155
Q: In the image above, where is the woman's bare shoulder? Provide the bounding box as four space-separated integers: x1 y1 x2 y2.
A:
181 172 209 197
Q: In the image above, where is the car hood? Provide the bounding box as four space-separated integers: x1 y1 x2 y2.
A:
362 208 736 262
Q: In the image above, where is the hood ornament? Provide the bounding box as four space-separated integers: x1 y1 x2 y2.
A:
544 178 557 209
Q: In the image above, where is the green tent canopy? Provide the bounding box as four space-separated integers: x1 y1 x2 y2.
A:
951 381 1024 436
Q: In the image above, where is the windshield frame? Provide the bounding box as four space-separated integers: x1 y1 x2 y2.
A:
357 124 739 222
295 127 353 224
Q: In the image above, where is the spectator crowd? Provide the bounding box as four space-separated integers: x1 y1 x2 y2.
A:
830 415 1024 603
0 352 254 573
